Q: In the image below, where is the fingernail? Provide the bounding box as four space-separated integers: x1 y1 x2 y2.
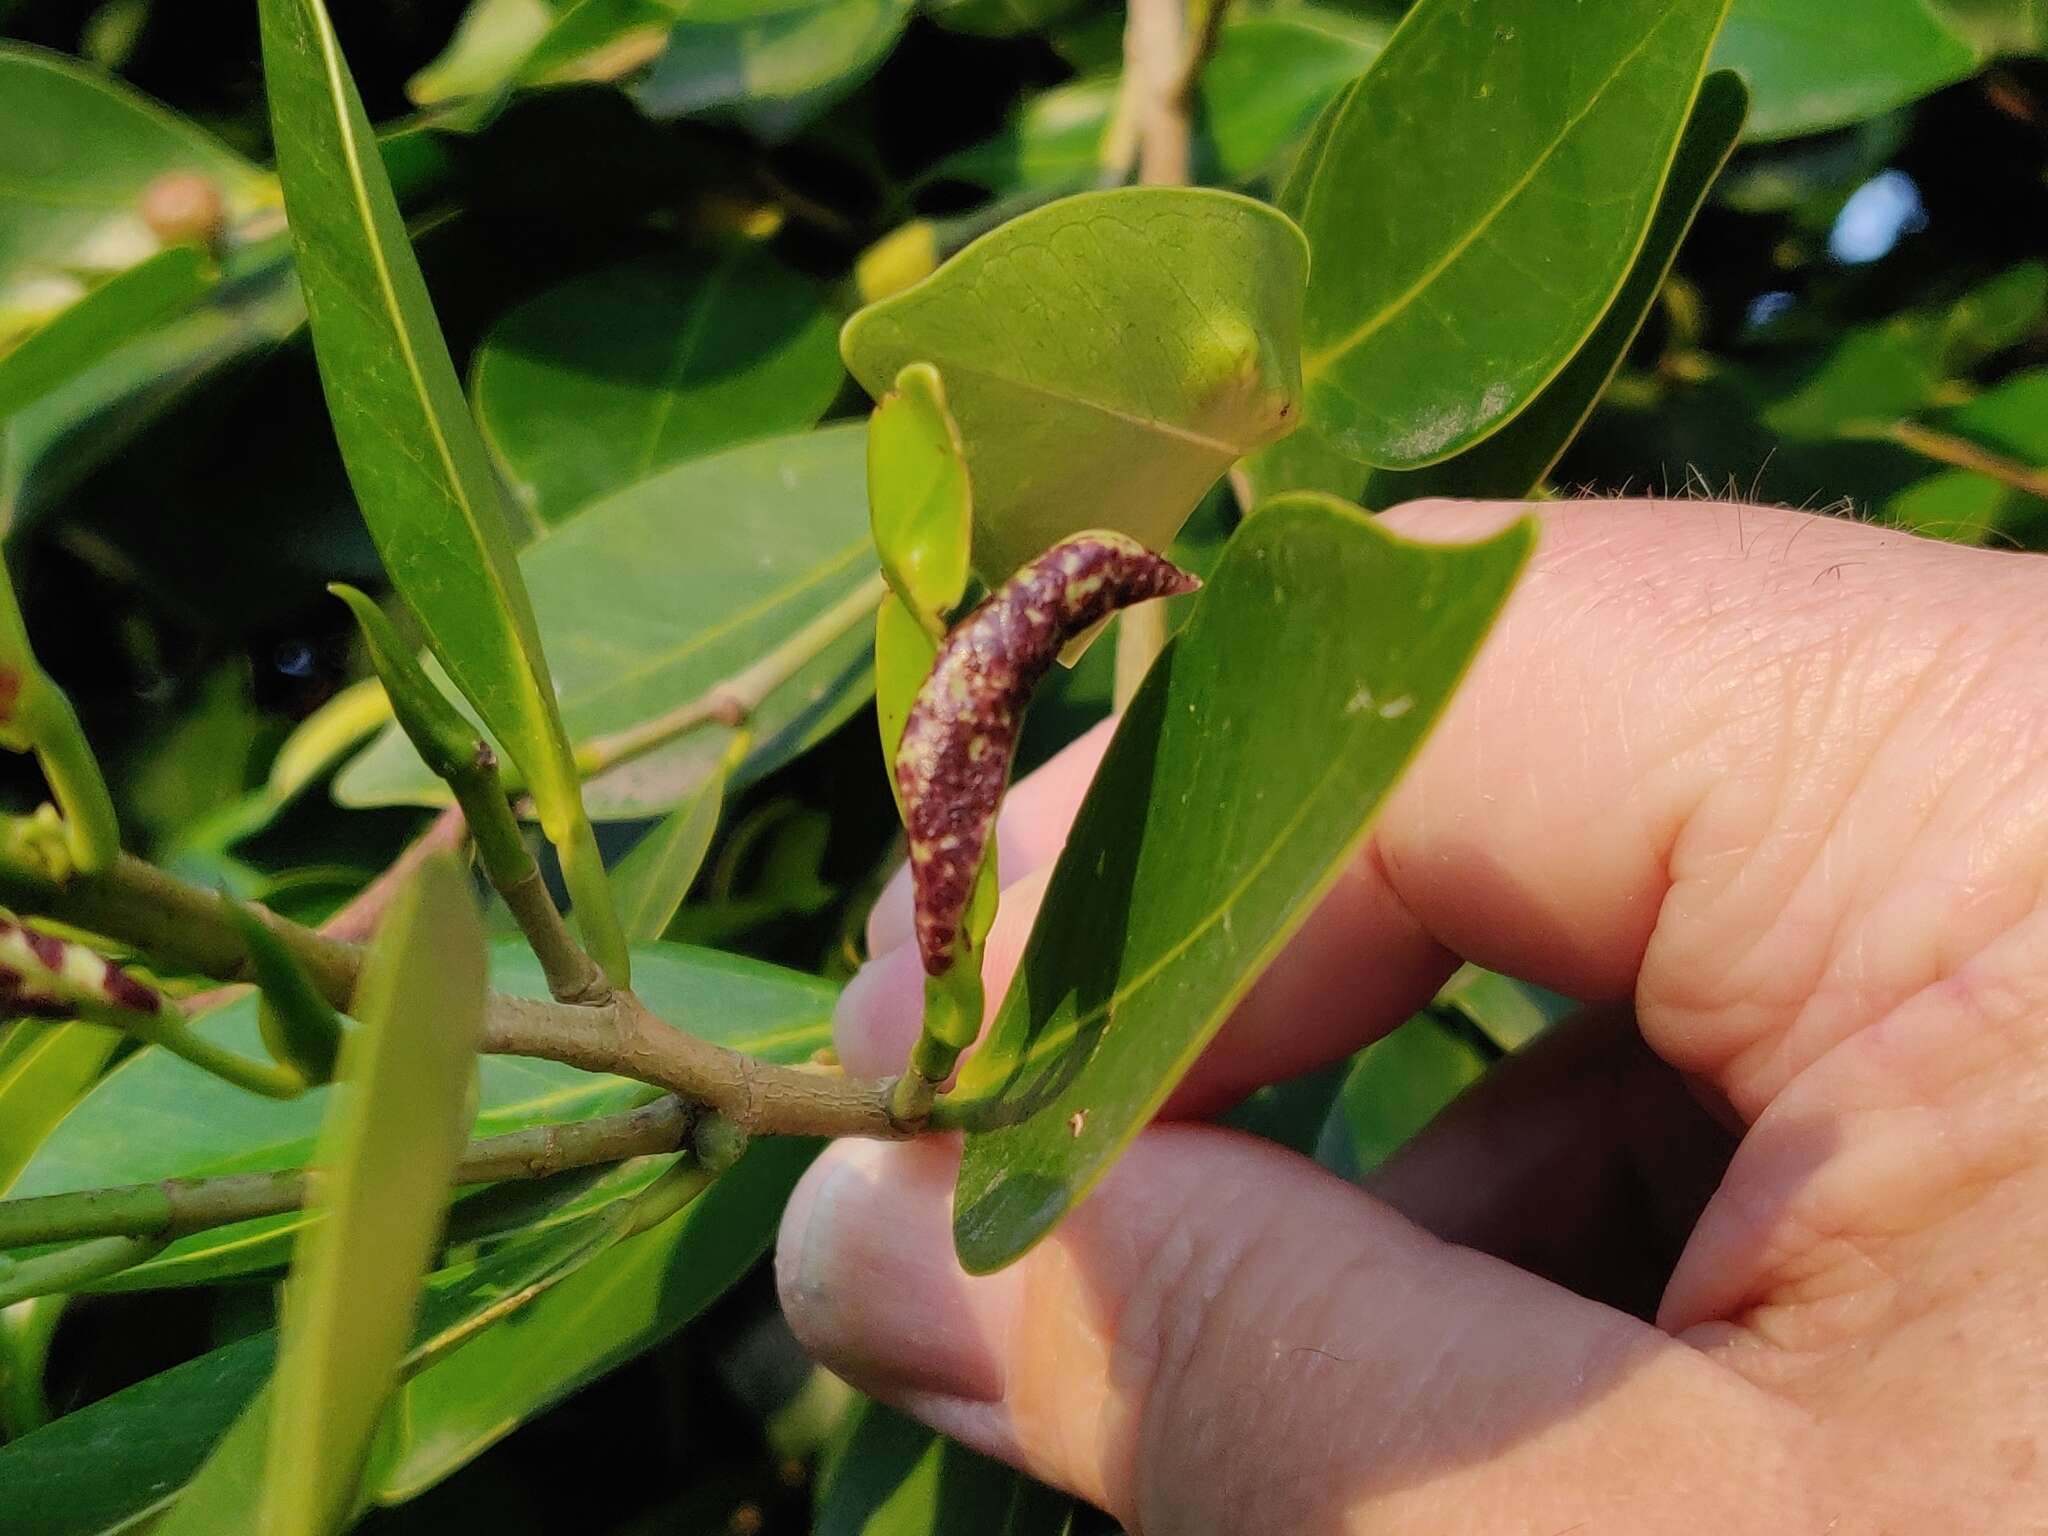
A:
775 1139 1003 1403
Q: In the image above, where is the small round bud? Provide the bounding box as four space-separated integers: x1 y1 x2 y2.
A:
692 1111 750 1175
140 171 227 248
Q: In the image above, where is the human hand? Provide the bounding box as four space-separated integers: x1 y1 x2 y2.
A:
778 501 2048 1533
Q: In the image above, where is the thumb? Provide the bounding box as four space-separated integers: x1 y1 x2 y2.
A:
776 1129 1817 1533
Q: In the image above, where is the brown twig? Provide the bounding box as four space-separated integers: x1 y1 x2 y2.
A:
0 1096 697 1251
0 837 914 1141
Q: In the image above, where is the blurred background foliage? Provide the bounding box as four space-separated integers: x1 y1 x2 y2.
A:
1 0 2045 1529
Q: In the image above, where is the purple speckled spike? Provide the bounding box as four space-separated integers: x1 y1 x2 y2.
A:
895 531 1199 976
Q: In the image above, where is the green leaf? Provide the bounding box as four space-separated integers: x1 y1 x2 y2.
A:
337 425 878 820
472 248 844 530
1433 964 1565 1054
1348 71 1749 507
1313 1014 1489 1180
407 0 555 105
816 1398 1075 1536
257 0 625 981
1925 366 2048 463
634 0 916 142
225 899 348 1086
1926 0 2044 53
0 246 214 421
255 854 486 1535
1712 0 1978 142
938 10 1386 192
0 44 263 296
843 188 1307 586
518 0 687 85
4 940 835 1288
1286 0 1731 468
0 1023 121 1195
868 362 972 633
950 495 1534 1272
373 1135 819 1501
611 753 732 941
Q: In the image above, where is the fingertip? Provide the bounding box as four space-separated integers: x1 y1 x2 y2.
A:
774 1136 1005 1405
834 940 924 1078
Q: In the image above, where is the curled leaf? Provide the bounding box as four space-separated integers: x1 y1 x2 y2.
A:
897 532 1197 975
226 899 347 1085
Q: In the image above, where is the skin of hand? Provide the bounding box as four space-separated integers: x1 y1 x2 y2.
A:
777 500 2048 1534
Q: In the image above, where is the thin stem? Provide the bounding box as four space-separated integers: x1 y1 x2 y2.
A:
143 1012 308 1099
0 1096 695 1250
0 1236 166 1308
0 831 915 1141
1888 419 2048 500
30 689 121 876
482 991 911 1138
0 848 362 1008
576 573 888 781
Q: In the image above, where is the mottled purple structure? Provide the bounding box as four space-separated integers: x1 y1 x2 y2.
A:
896 532 1199 976
0 914 162 1018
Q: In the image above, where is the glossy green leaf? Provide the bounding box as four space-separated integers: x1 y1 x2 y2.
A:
338 426 878 820
1350 71 1748 507
472 248 844 529
1313 1014 1489 1180
951 495 1534 1272
0 44 263 294
226 898 347 1086
0 1023 121 1194
258 0 625 980
938 11 1386 192
1761 321 1941 437
407 0 554 105
612 755 732 941
374 1135 818 1500
0 247 213 422
634 0 916 142
843 188 1306 585
518 0 686 85
1286 0 1731 467
1712 0 1978 142
257 854 486 1535
816 1398 1075 1536
1926 367 2048 463
1926 0 2044 52
5 941 835 1288
868 361 971 632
